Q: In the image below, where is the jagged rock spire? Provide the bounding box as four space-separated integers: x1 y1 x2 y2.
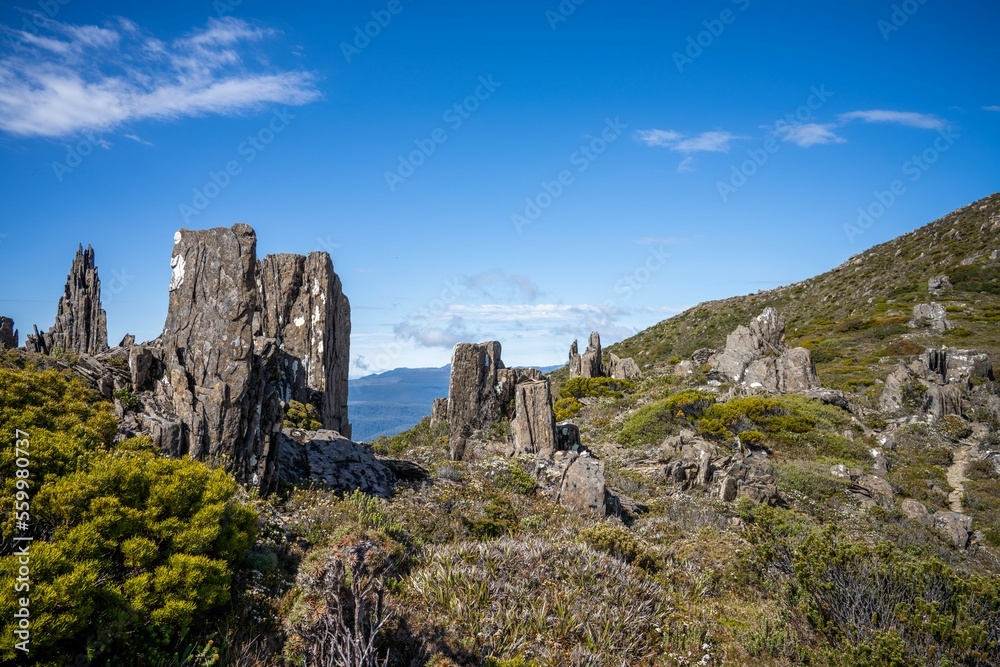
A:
28 244 108 356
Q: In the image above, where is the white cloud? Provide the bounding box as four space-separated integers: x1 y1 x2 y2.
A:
634 129 682 147
984 105 1000 112
774 122 845 147
676 156 695 173
0 16 320 138
838 109 945 130
459 270 541 303
673 131 741 153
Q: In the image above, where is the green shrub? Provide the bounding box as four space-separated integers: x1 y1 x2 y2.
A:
283 400 323 430
554 396 583 421
616 390 717 447
112 387 140 411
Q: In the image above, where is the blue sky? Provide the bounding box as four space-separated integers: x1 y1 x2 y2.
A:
0 0 998 376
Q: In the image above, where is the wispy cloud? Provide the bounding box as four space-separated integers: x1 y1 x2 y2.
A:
634 129 682 147
984 105 1000 112
0 15 320 138
774 122 845 147
676 156 695 173
674 131 742 153
634 129 742 153
459 270 541 303
838 109 945 130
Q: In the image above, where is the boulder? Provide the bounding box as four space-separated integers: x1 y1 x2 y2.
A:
0 317 17 351
911 303 952 332
900 498 932 525
536 450 608 515
932 511 973 550
608 352 641 380
259 252 351 437
691 348 715 365
276 428 395 498
512 380 556 457
27 245 108 356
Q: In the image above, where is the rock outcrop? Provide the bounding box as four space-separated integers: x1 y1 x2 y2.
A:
711 307 820 393
111 224 352 492
881 348 993 420
27 245 108 356
276 428 395 498
569 332 603 378
446 341 551 460
608 352 641 380
660 430 779 505
512 380 556 457
430 397 449 426
911 303 952 332
259 252 351 438
0 317 17 351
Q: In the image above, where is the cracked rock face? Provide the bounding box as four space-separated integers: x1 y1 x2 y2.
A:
569 331 603 378
28 245 108 356
880 348 993 419
259 252 351 438
130 224 352 491
512 380 556 457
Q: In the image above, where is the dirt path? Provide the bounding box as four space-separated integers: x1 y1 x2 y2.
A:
947 445 972 514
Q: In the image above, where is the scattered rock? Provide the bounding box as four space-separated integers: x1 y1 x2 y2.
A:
276 428 395 498
0 317 17 351
881 348 993 420
674 360 695 377
691 348 715 365
27 245 108 356
910 303 952 332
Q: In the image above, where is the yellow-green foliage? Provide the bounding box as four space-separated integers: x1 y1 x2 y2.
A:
553 396 583 421
615 389 716 447
579 523 659 572
284 488 406 547
283 399 323 430
0 361 256 666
